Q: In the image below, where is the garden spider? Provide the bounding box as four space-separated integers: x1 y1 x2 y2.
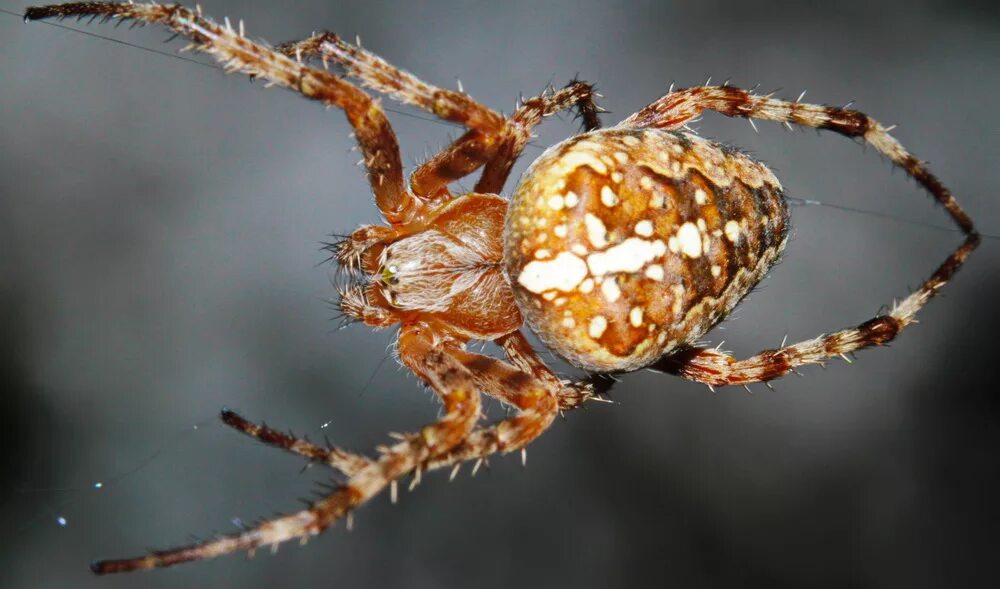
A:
25 1 978 575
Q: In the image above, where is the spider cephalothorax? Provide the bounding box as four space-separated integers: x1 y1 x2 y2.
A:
336 192 521 340
25 1 978 575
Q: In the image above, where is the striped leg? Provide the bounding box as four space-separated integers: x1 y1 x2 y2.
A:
219 333 599 483
659 233 978 386
275 32 504 131
25 3 414 223
219 409 369 476
496 330 596 410
448 346 560 454
405 80 602 198
475 80 603 194
621 85 980 385
274 32 505 200
410 77 603 200
618 85 975 233
91 325 481 574
276 33 601 197
278 33 603 195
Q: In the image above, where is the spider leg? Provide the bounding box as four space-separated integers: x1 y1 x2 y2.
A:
497 330 596 410
429 347 561 466
406 80 602 199
658 234 978 385
273 32 504 202
617 85 976 235
410 128 503 200
393 333 564 470
274 32 504 131
25 3 415 224
219 409 369 476
91 325 481 574
221 331 598 483
616 85 979 386
474 80 603 194
274 31 602 198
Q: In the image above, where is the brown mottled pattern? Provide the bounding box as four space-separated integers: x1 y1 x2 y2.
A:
505 128 788 371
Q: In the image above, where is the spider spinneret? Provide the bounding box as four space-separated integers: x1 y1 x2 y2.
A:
24 0 978 575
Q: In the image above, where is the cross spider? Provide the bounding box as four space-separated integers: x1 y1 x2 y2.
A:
26 1 979 575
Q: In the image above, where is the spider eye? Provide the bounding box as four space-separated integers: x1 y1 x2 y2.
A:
380 265 400 284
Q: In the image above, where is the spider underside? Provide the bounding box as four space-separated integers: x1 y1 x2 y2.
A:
24 1 979 575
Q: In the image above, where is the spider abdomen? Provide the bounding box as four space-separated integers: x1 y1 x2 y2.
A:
504 128 789 372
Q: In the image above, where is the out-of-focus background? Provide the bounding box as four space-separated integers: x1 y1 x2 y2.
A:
2 1 998 587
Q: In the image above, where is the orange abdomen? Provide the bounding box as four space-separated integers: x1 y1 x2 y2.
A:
504 128 789 371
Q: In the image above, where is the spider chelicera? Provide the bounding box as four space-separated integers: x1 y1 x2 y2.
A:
25 1 978 575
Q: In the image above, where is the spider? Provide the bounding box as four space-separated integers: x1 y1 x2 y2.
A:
25 1 979 575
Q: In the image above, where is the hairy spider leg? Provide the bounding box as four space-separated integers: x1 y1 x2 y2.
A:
275 33 601 200
220 409 370 476
275 32 505 131
475 80 603 194
618 85 979 385
92 326 482 574
409 80 603 199
221 332 596 479
24 3 418 222
619 85 974 233
273 31 504 201
496 330 596 410
405 345 563 472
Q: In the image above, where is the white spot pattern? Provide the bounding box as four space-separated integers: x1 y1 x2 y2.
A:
600 185 619 207
588 316 608 339
676 222 702 258
587 237 667 276
517 252 588 294
584 213 608 248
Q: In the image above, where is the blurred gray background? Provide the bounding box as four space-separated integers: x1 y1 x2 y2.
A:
2 1 998 587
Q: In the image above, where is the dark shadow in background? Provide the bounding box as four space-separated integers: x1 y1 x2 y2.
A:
580 274 1000 588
